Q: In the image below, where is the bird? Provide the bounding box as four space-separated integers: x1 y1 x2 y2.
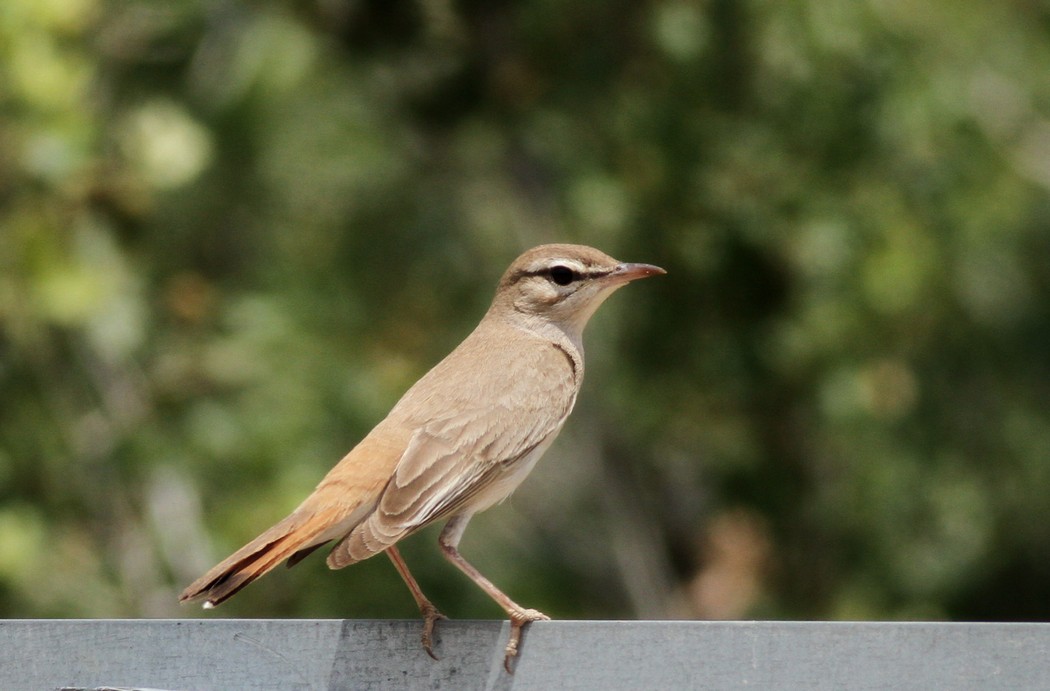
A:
179 243 665 672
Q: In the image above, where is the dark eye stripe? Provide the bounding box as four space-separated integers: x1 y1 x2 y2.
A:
511 266 612 284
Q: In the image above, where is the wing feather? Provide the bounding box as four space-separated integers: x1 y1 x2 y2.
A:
326 333 578 568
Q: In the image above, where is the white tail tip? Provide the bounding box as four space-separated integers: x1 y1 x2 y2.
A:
203 601 215 610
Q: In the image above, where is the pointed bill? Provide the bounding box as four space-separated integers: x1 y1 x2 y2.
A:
608 262 666 283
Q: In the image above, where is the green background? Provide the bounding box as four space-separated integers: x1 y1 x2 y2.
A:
3 0 1050 624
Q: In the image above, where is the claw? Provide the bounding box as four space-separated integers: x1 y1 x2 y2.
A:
503 608 550 673
420 603 448 660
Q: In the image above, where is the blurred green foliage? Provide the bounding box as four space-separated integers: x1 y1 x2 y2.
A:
2 0 1050 624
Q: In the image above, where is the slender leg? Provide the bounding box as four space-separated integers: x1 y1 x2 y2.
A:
386 545 447 659
438 515 550 673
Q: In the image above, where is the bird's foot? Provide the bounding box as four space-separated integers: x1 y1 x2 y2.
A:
503 608 549 673
420 602 448 660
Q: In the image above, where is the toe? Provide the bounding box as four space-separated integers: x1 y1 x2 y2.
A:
420 606 448 660
511 607 550 625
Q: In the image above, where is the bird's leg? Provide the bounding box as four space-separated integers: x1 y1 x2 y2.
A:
438 516 550 673
386 545 446 659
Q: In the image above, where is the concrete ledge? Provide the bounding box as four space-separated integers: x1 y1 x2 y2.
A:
2 619 1048 690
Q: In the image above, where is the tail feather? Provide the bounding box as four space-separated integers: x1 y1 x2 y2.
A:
286 541 330 568
180 424 411 607
179 508 345 607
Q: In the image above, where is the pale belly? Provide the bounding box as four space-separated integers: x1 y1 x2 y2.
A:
466 430 561 514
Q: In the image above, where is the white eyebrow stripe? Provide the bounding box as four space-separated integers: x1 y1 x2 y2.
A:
533 259 587 274
512 259 613 283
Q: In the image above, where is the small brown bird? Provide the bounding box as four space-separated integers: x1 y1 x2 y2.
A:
179 244 665 671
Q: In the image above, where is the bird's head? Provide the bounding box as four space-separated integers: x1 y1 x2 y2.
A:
491 244 665 339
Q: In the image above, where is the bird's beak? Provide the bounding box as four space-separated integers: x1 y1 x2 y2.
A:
609 262 667 283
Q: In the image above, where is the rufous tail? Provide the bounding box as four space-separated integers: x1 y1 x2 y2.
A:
179 508 341 607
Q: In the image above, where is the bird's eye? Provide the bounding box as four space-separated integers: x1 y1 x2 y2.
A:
548 265 576 286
